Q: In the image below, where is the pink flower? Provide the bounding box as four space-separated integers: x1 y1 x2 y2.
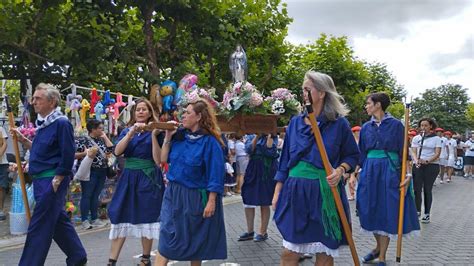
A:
249 92 263 107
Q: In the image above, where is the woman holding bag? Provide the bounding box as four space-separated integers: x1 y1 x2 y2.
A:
75 119 113 230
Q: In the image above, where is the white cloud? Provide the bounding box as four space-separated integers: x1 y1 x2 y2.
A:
284 0 474 100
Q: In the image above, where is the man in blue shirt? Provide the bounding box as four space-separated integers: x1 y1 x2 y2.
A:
14 83 87 266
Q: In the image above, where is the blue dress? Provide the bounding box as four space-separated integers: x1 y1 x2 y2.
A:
273 114 359 257
159 129 226 261
108 128 164 240
241 135 278 206
356 114 420 237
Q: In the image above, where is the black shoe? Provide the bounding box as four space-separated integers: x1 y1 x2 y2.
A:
421 214 430 223
238 231 255 241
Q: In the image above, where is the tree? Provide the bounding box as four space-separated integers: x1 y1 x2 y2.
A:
274 35 406 125
411 84 470 133
466 103 474 129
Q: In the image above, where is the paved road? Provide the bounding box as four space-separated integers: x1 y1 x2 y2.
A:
1 176 474 265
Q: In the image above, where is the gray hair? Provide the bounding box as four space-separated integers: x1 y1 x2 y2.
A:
304 71 349 120
35 83 61 107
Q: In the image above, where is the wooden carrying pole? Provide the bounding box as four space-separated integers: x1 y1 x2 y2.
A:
396 102 411 262
305 94 360 266
5 96 31 221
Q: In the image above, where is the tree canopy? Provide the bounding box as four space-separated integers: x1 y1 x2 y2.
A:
4 0 471 129
411 84 470 133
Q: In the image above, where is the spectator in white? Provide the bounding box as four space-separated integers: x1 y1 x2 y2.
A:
463 135 474 178
435 128 448 184
0 127 8 221
411 118 442 223
444 131 457 182
234 134 249 194
227 134 237 194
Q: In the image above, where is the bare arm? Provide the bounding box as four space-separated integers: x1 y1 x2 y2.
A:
151 129 161 165
161 122 178 163
0 138 7 157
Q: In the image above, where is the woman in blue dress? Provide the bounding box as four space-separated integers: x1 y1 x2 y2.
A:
272 71 359 266
108 98 164 266
155 99 226 266
356 92 420 266
238 134 278 242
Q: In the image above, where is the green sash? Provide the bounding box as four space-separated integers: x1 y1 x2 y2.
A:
125 158 160 188
289 161 342 241
367 150 398 171
251 154 273 180
32 169 56 179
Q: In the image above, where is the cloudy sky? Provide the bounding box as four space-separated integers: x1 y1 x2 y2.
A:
284 0 474 100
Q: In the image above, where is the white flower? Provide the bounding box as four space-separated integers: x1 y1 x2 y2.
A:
271 100 285 114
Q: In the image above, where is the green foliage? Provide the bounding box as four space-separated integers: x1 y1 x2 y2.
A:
0 1 409 127
411 84 470 133
467 103 474 129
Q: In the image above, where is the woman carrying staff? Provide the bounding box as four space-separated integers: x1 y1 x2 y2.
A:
272 71 359 266
411 117 442 223
108 98 164 266
238 134 279 242
155 99 226 266
356 93 420 266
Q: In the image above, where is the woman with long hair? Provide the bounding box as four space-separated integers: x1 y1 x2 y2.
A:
272 71 359 266
411 117 442 223
155 99 226 266
108 98 164 266
357 92 420 266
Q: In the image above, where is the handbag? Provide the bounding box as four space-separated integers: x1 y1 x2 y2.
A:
74 155 93 181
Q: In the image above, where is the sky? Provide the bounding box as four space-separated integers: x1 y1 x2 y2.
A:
283 0 474 101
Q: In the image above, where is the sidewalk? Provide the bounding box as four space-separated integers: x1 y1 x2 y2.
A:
1 176 474 265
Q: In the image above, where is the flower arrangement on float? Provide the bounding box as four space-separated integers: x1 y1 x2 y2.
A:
220 81 266 117
263 88 302 126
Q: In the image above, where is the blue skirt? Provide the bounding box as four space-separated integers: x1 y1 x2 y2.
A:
158 182 227 261
108 168 164 225
241 158 277 206
356 158 420 237
273 177 350 250
224 173 236 186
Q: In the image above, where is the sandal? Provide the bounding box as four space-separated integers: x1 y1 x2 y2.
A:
138 255 151 266
362 250 380 262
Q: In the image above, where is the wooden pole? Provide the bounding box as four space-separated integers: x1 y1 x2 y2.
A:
5 96 31 221
305 95 360 266
396 102 411 262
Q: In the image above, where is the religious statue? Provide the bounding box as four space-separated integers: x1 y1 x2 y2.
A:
229 44 248 83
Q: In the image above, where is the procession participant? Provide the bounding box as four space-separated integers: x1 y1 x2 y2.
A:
156 99 226 266
75 119 113 229
356 92 420 265
272 71 359 266
411 118 442 223
14 83 87 266
435 128 448 184
238 134 278 242
108 98 164 266
463 135 474 178
444 131 457 182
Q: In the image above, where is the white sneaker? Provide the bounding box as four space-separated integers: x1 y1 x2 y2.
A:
82 220 92 230
226 192 233 197
440 180 444 184
90 219 107 228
